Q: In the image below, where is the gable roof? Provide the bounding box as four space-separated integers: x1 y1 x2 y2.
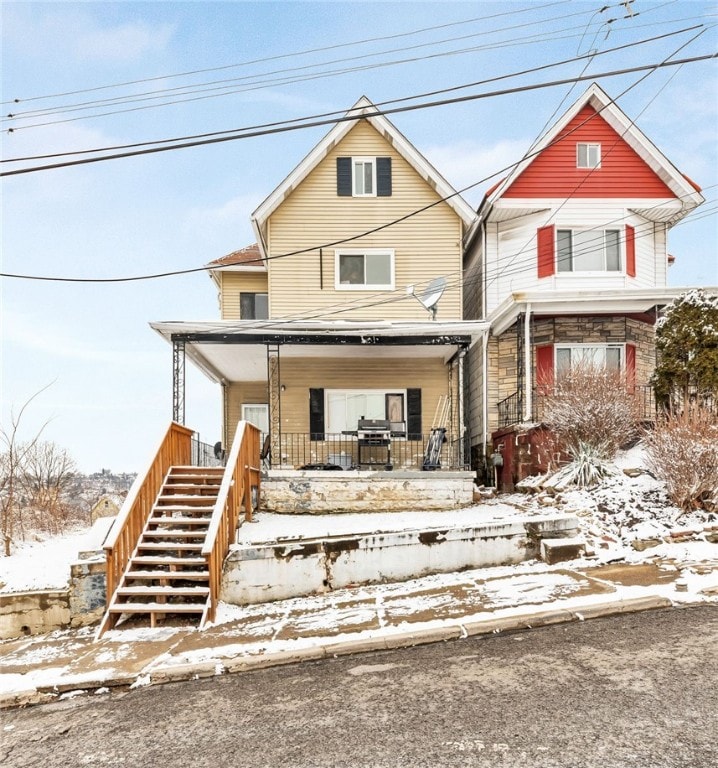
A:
472 83 703 234
251 96 476 256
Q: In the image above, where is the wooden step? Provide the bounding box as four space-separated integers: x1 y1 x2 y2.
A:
132 555 206 566
137 541 203 551
117 586 210 597
150 516 211 526
108 603 205 615
125 570 209 581
161 484 220 494
170 466 224 476
151 505 214 515
142 530 207 539
156 495 216 505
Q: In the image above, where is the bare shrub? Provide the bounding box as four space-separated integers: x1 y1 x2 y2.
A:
643 406 718 512
539 362 642 460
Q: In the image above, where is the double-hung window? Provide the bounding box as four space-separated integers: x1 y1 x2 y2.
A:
557 229 620 272
556 344 622 378
352 157 375 196
240 292 269 319
335 249 394 290
577 142 601 169
337 157 392 197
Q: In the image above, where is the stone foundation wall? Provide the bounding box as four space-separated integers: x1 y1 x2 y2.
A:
262 470 476 514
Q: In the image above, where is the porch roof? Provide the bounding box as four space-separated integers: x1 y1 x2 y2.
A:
489 287 718 336
150 319 488 384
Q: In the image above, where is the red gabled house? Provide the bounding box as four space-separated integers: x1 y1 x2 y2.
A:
462 83 705 488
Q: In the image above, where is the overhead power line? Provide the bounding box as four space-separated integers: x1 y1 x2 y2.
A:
2 51 715 178
2 54 708 287
1 1 574 106
3 25 697 163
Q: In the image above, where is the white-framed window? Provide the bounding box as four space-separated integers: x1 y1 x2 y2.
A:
577 142 601 169
325 389 405 434
555 344 623 378
352 157 376 196
557 228 621 272
242 404 269 436
335 249 394 290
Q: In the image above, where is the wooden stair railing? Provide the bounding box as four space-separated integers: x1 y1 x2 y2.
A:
200 421 261 627
96 422 194 637
96 420 260 637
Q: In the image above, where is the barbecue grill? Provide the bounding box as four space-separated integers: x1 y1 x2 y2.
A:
357 418 392 468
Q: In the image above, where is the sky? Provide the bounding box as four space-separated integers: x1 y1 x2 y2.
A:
1 0 717 473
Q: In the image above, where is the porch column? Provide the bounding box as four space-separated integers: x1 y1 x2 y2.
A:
266 344 281 467
523 304 532 422
172 337 186 425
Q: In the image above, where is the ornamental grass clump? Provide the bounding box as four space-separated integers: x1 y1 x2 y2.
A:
643 406 718 513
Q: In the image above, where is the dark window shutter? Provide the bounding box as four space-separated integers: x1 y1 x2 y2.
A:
625 224 636 277
376 157 392 196
407 388 422 440
537 225 555 278
309 388 325 440
625 343 636 390
337 157 352 196
535 345 554 392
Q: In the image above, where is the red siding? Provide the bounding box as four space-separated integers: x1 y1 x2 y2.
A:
626 343 636 389
536 345 554 391
504 106 675 198
625 224 636 277
537 225 555 278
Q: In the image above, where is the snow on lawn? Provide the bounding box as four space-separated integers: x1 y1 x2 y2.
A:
0 527 93 593
498 443 717 562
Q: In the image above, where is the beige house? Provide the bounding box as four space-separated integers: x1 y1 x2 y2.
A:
153 98 486 471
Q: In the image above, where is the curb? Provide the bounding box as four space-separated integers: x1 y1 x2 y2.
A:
0 593 675 711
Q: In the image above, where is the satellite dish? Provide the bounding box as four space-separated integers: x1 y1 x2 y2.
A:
418 277 446 320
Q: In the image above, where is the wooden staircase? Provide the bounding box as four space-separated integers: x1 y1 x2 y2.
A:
104 466 224 629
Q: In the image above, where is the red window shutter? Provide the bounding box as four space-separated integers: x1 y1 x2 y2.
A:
625 343 636 390
625 224 636 277
537 225 555 278
535 344 554 392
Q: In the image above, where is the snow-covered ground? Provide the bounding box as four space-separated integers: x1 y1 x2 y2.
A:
1 443 715 595
0 528 92 593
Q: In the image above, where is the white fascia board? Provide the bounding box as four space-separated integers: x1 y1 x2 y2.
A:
485 82 703 212
251 98 373 229
365 112 476 227
149 323 225 384
488 287 715 337
252 96 476 231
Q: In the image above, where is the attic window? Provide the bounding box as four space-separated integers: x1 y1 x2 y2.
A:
337 157 392 197
577 143 601 169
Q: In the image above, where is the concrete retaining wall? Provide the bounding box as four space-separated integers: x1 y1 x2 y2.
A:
262 470 476 514
221 513 580 604
0 590 71 640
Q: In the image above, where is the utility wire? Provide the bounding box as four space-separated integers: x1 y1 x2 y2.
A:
6 13 711 133
4 25 695 163
2 52 715 178
2 5 606 122
1 0 572 106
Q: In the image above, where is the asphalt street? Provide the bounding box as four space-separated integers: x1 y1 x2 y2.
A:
2 605 716 768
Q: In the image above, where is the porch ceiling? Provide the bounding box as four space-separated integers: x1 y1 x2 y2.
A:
151 319 488 384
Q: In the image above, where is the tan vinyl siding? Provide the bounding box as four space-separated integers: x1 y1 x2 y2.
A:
220 272 269 320
224 381 268 445
225 357 451 441
266 120 463 321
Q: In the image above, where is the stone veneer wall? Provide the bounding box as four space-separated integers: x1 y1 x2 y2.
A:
486 315 656 435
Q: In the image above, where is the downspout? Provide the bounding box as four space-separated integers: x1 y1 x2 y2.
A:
481 329 489 454
523 303 532 422
458 347 465 467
